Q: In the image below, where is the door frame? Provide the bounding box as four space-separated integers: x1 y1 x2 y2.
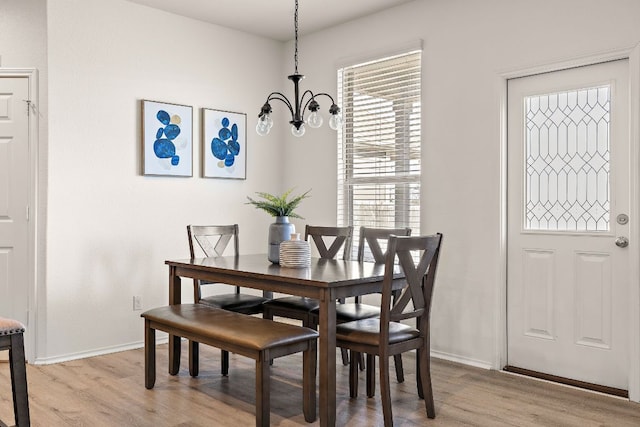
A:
0 68 39 362
497 44 640 402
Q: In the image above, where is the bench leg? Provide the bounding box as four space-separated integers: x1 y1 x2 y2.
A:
9 333 30 427
255 356 270 427
222 350 230 376
189 341 199 377
303 340 317 422
144 319 156 389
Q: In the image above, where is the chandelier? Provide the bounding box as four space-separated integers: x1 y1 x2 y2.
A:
256 0 342 137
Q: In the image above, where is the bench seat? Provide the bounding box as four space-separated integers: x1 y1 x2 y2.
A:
141 304 318 426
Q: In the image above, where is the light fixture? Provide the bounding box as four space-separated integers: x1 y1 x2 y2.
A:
256 0 342 137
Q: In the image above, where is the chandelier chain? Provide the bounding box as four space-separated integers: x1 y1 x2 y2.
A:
294 0 299 73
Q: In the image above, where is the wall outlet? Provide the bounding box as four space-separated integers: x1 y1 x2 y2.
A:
133 295 142 311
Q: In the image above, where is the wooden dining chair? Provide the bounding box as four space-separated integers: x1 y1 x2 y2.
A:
335 226 412 390
262 225 353 363
0 317 30 427
336 233 443 426
187 224 272 376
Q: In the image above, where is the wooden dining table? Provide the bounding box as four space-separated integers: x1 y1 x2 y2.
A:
165 254 393 427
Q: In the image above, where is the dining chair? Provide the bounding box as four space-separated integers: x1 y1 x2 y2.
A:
187 224 272 376
0 317 30 427
262 225 353 363
335 226 412 390
336 233 443 426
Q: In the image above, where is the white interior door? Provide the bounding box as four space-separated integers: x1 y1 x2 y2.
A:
0 77 30 327
507 59 631 391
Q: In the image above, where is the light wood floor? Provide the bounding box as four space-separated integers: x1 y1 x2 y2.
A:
1 343 639 426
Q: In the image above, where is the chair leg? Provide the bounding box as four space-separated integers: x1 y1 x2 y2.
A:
349 351 359 398
255 356 270 427
393 354 404 383
302 341 317 422
221 350 230 376
144 320 156 389
9 333 30 427
189 341 199 377
417 348 423 399
418 347 435 418
379 355 393 427
366 354 375 398
341 347 349 365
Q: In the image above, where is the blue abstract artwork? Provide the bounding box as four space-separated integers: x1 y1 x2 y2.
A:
202 108 246 179
142 100 193 176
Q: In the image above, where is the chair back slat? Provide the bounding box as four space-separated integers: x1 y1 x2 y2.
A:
187 224 241 299
381 234 443 338
188 225 239 258
305 225 353 260
358 227 412 263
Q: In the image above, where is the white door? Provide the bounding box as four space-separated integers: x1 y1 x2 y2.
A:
0 77 30 327
507 60 631 391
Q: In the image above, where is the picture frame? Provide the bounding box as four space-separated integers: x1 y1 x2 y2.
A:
202 108 247 179
142 100 193 177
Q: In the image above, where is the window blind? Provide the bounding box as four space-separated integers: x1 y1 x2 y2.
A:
337 51 422 261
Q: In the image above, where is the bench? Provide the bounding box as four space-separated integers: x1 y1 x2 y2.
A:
141 304 318 426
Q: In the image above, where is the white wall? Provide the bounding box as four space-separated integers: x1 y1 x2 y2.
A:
282 0 640 367
43 0 287 361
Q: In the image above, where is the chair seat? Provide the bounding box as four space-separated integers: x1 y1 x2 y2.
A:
199 293 269 312
0 317 25 335
331 303 381 322
263 296 320 312
336 318 420 346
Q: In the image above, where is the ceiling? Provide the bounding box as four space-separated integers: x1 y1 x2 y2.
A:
126 0 416 42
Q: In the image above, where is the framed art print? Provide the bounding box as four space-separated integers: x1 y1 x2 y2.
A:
202 108 247 179
142 100 193 176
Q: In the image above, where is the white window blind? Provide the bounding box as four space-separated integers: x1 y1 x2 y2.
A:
337 51 422 260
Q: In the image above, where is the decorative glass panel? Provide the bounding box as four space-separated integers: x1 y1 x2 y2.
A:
525 85 610 231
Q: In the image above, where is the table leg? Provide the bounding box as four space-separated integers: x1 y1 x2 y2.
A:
318 291 337 427
168 267 181 375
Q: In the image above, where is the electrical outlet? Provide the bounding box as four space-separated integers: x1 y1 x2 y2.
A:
133 295 142 311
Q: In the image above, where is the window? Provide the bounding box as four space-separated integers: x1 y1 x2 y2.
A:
524 86 610 231
337 50 422 260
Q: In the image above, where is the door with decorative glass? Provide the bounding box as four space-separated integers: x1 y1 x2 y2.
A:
507 59 631 392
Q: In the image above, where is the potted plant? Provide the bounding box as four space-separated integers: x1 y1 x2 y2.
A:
247 188 311 263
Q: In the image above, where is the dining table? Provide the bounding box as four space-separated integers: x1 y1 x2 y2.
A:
165 253 394 427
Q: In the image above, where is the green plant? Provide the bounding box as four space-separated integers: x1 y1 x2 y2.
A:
246 188 311 219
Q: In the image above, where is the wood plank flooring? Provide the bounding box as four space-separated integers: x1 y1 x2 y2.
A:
1 343 639 426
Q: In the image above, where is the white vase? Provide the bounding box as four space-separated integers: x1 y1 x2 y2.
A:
279 233 311 268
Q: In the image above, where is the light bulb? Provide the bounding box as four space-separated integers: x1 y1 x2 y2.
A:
306 110 323 128
329 113 343 130
256 115 272 136
291 124 306 137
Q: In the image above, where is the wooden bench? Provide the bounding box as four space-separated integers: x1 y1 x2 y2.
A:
141 304 318 426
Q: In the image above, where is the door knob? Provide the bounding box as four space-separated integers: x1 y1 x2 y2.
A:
615 236 629 248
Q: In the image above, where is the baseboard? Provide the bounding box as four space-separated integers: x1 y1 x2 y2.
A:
430 350 493 370
31 337 168 365
30 339 491 370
